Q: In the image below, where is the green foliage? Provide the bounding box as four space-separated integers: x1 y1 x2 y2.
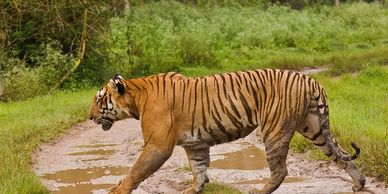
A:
2 2 388 101
291 66 388 182
101 2 388 79
1 41 75 101
0 89 96 193
0 0 122 60
2 65 48 101
0 0 125 100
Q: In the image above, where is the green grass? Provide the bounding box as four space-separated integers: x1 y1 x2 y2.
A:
180 46 388 76
203 182 242 194
184 179 242 194
0 89 96 193
291 65 388 182
177 165 192 172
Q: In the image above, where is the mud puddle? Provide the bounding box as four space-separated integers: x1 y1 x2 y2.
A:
39 144 129 194
42 166 127 183
210 144 268 170
233 177 306 185
42 166 128 194
50 183 115 194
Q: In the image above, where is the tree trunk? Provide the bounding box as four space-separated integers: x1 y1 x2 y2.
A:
335 0 340 6
125 0 130 11
0 77 3 101
51 0 88 92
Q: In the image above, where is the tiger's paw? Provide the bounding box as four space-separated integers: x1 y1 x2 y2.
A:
182 187 201 194
248 188 268 194
108 180 125 194
108 185 120 194
352 177 366 192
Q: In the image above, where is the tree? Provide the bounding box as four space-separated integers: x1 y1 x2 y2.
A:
0 77 3 100
51 0 89 91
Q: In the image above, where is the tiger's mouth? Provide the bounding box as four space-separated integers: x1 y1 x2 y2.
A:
101 118 114 131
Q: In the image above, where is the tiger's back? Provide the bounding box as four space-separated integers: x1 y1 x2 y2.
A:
138 69 319 147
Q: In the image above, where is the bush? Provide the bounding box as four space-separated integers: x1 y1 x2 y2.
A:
1 41 75 101
2 65 46 101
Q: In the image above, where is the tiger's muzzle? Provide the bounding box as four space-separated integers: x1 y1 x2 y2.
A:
101 118 114 131
91 116 114 131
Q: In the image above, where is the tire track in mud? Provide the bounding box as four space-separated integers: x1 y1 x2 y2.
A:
33 68 387 194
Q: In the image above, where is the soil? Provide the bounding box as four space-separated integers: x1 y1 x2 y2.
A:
32 68 387 194
32 119 387 194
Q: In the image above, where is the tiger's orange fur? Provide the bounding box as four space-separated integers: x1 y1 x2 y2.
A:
89 69 365 194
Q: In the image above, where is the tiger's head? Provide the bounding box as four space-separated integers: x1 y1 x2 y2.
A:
88 75 139 131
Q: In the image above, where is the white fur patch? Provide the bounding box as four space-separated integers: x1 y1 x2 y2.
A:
107 103 113 110
97 87 106 98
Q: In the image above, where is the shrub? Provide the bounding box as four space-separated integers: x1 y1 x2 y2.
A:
1 41 75 101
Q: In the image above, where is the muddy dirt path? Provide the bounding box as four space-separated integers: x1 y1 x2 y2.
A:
33 119 387 194
33 68 387 194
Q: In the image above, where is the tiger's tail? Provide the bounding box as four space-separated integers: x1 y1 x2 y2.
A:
302 79 365 191
316 88 360 161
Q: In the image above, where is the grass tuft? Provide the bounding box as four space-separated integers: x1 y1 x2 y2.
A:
203 182 242 194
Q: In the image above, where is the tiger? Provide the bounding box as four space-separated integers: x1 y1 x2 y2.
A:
88 69 365 194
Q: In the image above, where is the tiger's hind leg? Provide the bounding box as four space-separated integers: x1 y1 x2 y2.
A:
299 113 365 191
183 144 210 194
251 126 294 194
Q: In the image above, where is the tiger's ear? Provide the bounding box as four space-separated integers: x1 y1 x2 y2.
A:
109 75 125 95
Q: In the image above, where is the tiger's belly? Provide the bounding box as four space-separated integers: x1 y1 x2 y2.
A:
177 125 258 147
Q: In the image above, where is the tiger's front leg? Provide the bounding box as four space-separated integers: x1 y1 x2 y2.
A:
109 144 174 194
250 127 293 194
183 144 210 194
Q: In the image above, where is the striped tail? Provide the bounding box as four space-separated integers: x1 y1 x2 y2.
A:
318 90 360 161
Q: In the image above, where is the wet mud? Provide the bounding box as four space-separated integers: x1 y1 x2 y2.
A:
33 119 387 194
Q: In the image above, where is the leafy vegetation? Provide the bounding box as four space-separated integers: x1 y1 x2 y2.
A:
0 89 96 193
106 2 388 78
1 2 388 100
0 0 125 101
291 66 388 182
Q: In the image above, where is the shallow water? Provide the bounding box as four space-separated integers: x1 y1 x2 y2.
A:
66 149 116 156
42 166 128 184
233 177 306 184
40 143 128 194
51 183 115 194
210 144 268 170
75 144 118 149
